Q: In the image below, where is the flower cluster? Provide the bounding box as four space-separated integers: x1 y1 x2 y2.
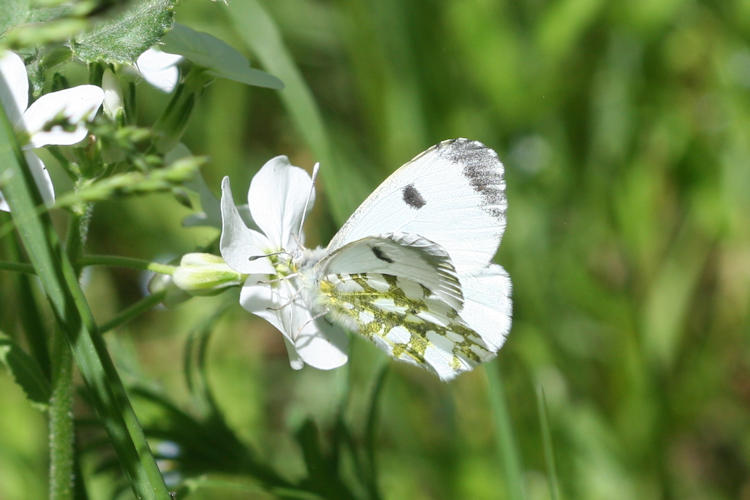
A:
0 51 104 211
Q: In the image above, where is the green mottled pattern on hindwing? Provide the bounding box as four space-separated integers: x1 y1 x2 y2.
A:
319 272 492 375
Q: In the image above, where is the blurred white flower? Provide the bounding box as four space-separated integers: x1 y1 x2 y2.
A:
0 50 104 211
136 48 183 93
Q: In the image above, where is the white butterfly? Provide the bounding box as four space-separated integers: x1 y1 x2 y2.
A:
219 138 511 380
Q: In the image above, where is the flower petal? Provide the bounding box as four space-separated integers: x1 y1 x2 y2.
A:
239 276 349 370
23 85 104 147
0 51 28 124
248 156 315 250
282 337 304 370
0 152 54 213
294 316 349 370
25 151 55 208
220 176 274 274
136 48 182 93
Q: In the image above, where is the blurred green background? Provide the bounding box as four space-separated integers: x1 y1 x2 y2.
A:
2 0 750 498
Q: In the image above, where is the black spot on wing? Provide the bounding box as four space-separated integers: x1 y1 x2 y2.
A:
437 138 506 219
402 183 426 209
371 245 394 263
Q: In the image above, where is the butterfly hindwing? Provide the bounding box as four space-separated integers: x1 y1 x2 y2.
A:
326 139 507 274
315 272 494 380
315 233 464 311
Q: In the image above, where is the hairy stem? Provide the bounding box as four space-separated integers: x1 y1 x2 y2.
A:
0 102 170 499
49 329 74 500
49 210 89 499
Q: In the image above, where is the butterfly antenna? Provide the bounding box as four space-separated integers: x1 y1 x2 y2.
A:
297 162 320 239
248 250 290 262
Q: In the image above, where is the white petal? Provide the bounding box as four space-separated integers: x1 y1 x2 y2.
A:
25 151 55 208
0 152 55 212
220 176 274 274
23 85 104 147
458 264 512 351
294 316 349 370
136 48 182 93
0 51 28 124
248 156 315 250
239 276 348 370
239 276 290 330
283 337 305 370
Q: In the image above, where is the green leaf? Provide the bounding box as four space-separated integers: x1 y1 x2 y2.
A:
161 23 282 89
0 0 30 37
0 83 170 498
71 0 175 64
0 334 51 409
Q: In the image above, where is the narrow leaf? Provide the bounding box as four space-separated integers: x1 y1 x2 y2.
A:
485 364 526 500
0 333 51 408
0 91 170 498
162 23 283 89
536 386 561 500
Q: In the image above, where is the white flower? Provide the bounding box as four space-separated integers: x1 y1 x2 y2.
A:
0 51 104 212
136 48 183 93
220 157 349 370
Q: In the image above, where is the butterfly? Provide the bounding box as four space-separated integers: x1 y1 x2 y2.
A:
219 138 511 380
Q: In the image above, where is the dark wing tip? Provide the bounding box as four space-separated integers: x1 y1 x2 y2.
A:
436 138 500 168
435 139 506 220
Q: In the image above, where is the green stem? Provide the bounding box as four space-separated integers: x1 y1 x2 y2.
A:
151 67 211 153
49 328 74 500
0 96 170 499
0 259 35 274
99 289 168 334
49 209 90 499
0 255 177 276
78 255 176 275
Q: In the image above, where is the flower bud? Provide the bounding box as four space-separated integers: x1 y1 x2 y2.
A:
172 253 243 295
102 69 124 122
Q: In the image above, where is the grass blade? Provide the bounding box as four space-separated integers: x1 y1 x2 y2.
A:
0 103 170 497
536 386 560 500
226 0 370 224
485 363 526 500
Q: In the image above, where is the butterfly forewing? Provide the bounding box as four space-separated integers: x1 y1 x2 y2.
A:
327 139 507 275
317 272 494 380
